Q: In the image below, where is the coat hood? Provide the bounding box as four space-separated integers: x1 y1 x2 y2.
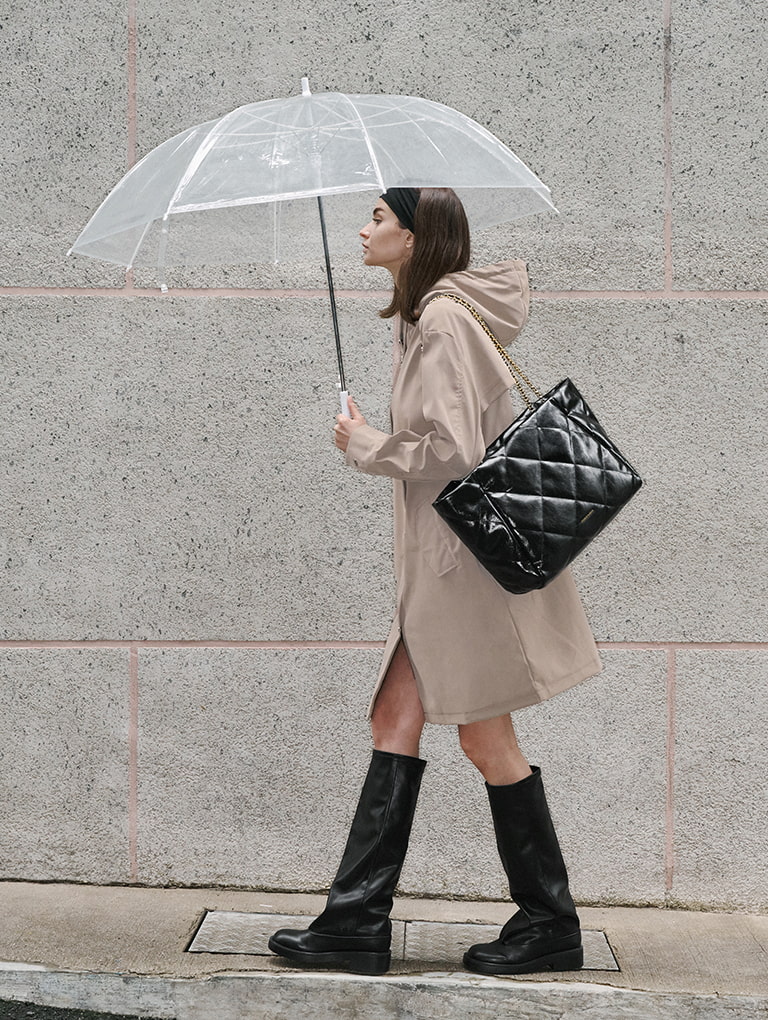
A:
417 259 530 347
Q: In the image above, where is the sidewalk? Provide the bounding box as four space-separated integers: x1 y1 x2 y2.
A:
0 882 766 1019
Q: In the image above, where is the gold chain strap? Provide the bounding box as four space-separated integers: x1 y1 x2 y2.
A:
427 293 541 410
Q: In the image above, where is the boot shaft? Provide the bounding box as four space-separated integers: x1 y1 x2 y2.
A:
312 749 426 938
486 766 578 924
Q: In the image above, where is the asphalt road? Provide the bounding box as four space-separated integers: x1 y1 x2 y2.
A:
0 1003 167 1020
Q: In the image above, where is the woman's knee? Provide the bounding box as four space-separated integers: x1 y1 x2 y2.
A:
370 700 423 749
458 723 489 769
369 643 425 754
458 714 516 766
458 715 532 784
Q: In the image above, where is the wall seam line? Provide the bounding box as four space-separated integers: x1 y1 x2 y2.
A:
664 646 677 899
128 645 139 882
663 0 674 293
1 639 766 651
127 0 137 171
2 287 768 301
124 0 139 294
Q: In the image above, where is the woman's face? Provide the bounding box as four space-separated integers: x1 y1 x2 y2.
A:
359 200 413 278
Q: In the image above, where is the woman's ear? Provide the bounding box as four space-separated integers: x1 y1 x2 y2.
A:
405 231 415 249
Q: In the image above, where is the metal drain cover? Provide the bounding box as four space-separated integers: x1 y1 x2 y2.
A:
188 911 619 971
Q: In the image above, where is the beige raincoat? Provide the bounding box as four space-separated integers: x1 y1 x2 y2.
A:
345 259 602 724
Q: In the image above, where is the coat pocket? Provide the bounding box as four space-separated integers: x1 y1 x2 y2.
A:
411 498 460 576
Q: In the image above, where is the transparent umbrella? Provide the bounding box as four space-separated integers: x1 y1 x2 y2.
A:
70 79 556 410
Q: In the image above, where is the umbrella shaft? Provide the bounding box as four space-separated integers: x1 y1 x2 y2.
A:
317 196 346 393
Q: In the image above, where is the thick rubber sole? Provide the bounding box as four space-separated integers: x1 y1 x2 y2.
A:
267 935 390 976
463 945 584 976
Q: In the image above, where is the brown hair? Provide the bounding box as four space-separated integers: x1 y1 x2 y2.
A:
379 188 471 324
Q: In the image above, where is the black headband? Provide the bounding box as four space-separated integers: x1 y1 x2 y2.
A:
380 187 420 232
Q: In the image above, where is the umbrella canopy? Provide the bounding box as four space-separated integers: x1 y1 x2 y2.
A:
70 82 556 411
70 80 556 271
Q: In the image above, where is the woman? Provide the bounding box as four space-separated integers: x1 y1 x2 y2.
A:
269 187 602 977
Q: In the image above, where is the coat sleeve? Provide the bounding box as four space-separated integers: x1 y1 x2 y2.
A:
344 327 487 481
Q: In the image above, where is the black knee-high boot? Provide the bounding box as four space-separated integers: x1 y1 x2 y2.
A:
463 766 583 975
268 749 426 975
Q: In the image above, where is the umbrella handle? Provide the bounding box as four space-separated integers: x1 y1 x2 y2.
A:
338 388 350 417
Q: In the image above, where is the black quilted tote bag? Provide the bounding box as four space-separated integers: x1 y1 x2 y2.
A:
430 295 643 594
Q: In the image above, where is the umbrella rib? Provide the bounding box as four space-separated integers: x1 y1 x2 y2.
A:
127 218 154 270
161 104 249 218
338 95 386 190
173 181 379 213
344 99 452 185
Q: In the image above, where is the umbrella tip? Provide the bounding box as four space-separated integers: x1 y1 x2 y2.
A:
301 77 311 96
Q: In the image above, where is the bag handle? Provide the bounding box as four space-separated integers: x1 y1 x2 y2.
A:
427 293 541 409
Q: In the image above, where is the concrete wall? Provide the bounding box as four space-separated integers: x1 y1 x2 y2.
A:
1 0 766 911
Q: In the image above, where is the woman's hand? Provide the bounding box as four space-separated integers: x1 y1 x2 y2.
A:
334 397 368 452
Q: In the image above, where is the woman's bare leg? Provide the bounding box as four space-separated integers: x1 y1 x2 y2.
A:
458 713 532 785
370 640 425 758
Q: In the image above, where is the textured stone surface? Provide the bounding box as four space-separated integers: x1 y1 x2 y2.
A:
512 649 669 906
127 0 663 291
2 0 663 290
133 646 669 903
0 649 130 882
0 2 127 287
517 298 768 642
7 0 762 292
672 3 768 290
400 650 668 904
0 295 393 641
2 0 767 913
135 647 379 887
673 650 768 912
3 295 765 646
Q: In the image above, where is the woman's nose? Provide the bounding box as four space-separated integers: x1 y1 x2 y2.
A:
359 223 371 238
